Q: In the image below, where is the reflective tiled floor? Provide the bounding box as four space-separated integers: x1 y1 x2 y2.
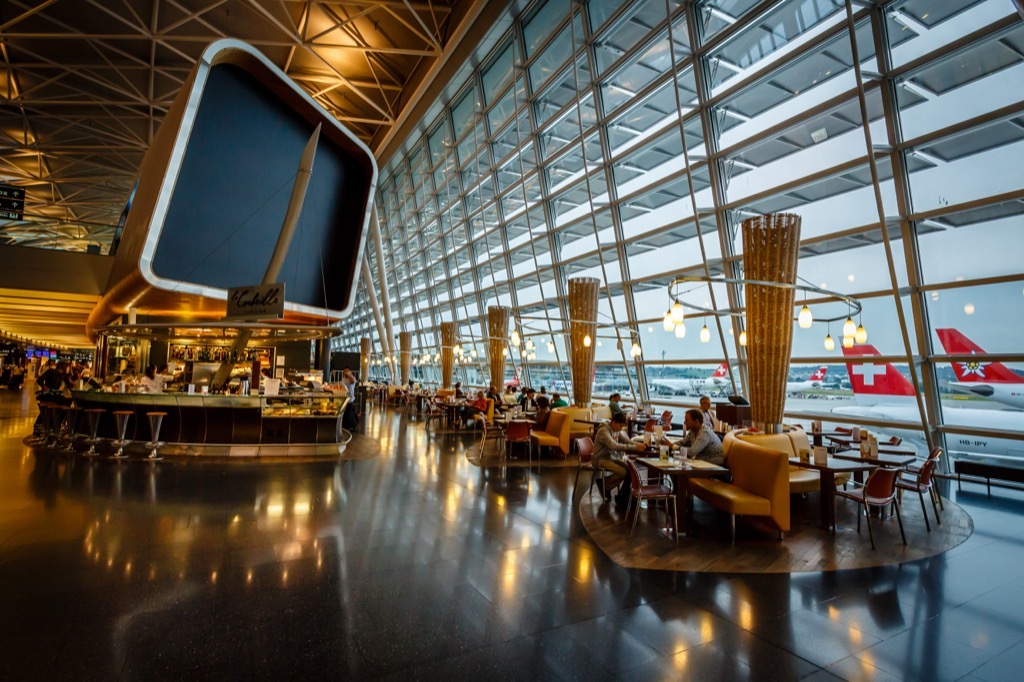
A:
2 388 1024 680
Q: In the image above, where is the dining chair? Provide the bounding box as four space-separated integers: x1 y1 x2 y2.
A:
504 420 532 464
572 437 600 499
660 410 673 427
424 398 444 429
474 410 503 450
897 457 940 532
625 457 678 542
836 466 906 550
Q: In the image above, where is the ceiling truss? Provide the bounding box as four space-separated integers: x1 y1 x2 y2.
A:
0 0 458 253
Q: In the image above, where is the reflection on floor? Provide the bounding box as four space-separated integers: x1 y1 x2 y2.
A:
2 387 1024 679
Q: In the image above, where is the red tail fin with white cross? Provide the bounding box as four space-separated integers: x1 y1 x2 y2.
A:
842 345 916 398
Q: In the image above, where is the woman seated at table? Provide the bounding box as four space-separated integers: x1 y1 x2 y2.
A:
460 390 489 428
501 386 519 406
677 409 725 465
532 396 551 431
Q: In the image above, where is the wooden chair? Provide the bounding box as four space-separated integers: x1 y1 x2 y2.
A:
505 420 532 463
424 398 444 429
898 457 941 531
572 437 605 499
907 446 944 511
836 467 906 550
625 457 678 542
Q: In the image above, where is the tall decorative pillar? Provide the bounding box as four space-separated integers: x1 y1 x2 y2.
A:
742 213 801 433
399 331 412 386
568 277 599 407
487 306 509 391
440 321 456 389
359 337 371 381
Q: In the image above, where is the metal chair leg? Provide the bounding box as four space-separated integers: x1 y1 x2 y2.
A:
893 499 907 545
863 501 875 550
918 489 931 532
629 495 640 537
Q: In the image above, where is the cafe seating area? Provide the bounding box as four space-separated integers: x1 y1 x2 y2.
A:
371 386 973 575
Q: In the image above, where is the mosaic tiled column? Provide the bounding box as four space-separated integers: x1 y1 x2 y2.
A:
742 213 801 433
399 331 412 386
487 306 509 392
440 321 456 389
568 277 599 407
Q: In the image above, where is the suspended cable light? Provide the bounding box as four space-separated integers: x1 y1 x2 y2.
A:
662 310 674 332
670 301 685 325
798 304 813 329
824 323 835 351
674 321 686 339
739 330 748 346
700 323 710 343
842 335 854 348
510 329 521 347
842 315 856 338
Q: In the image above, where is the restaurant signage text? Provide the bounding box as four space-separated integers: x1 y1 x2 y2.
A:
225 282 286 321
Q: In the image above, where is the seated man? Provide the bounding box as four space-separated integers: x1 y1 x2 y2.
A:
699 395 720 430
550 392 568 408
519 388 537 412
678 408 725 465
594 413 645 507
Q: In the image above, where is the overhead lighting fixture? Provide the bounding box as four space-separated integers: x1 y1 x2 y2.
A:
700 324 710 343
824 333 835 351
674 321 686 339
662 310 674 332
798 305 813 329
670 302 685 325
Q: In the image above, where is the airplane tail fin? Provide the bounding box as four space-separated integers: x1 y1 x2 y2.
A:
935 328 1022 383
710 363 727 379
811 366 827 381
841 345 917 397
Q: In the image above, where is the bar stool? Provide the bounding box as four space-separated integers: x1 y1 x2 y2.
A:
111 410 132 459
84 409 106 456
47 404 65 447
145 412 166 461
60 406 81 454
37 403 56 446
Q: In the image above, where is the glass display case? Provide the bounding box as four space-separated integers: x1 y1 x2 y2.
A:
71 390 350 446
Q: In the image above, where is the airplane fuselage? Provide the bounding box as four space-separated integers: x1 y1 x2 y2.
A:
948 382 1024 409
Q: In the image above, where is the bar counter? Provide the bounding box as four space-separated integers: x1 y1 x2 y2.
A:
72 390 349 446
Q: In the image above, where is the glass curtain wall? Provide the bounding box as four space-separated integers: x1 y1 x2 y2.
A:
336 0 1024 467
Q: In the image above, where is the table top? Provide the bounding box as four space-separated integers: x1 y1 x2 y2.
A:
788 456 879 473
831 451 917 467
636 457 729 476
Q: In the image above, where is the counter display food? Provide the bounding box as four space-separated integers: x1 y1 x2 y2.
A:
72 390 349 446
